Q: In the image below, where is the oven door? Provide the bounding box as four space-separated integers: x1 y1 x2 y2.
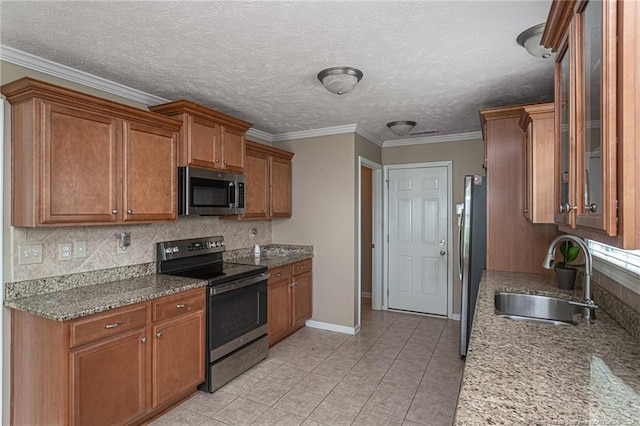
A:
208 273 268 362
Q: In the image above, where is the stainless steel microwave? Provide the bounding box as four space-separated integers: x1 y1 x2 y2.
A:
178 167 245 215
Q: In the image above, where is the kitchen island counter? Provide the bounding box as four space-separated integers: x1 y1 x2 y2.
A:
455 270 640 425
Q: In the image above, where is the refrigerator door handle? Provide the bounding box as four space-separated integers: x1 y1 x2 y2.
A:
458 207 464 281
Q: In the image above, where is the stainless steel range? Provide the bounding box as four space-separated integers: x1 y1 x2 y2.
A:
157 236 269 392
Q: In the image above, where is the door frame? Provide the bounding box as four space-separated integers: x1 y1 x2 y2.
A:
356 157 383 330
383 161 454 318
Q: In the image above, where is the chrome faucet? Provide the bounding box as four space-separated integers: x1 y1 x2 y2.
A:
542 235 598 323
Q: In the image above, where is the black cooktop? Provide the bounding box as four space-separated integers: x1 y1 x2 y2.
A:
164 262 267 286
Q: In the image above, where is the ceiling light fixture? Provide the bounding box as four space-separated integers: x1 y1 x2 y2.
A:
387 121 417 136
517 23 553 59
386 121 439 137
317 66 363 95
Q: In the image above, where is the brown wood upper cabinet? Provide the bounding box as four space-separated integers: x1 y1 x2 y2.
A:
518 103 555 224
542 0 640 249
239 141 294 219
1 78 181 227
149 100 252 174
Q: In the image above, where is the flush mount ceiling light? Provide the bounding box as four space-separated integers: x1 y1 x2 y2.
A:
317 66 363 95
386 121 439 137
517 23 553 59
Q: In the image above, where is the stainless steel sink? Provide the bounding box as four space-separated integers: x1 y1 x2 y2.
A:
494 292 579 326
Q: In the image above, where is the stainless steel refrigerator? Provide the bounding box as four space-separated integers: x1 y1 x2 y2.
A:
458 175 487 359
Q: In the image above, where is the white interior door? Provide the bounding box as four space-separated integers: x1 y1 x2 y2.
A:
388 166 449 315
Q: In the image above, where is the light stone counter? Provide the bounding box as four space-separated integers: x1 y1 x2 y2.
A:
454 270 640 425
226 244 314 269
5 274 207 321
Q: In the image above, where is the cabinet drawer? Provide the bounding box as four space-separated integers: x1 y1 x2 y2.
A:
152 288 205 323
70 304 147 348
269 265 291 282
292 259 312 276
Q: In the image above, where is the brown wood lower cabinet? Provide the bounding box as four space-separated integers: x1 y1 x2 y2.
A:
11 287 206 426
267 259 313 346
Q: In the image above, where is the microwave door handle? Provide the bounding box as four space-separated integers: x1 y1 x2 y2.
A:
229 182 236 208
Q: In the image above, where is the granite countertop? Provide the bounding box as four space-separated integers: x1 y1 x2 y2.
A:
5 274 207 322
226 244 314 269
455 270 640 425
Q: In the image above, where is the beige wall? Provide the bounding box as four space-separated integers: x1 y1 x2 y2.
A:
383 139 485 314
271 134 357 328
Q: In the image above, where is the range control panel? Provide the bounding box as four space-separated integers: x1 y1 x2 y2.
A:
157 236 225 261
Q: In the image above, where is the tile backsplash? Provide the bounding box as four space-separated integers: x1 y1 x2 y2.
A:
10 216 271 282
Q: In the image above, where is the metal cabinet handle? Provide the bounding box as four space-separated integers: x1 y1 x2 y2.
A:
223 160 228 164
585 203 598 213
289 281 298 287
440 250 447 256
111 209 118 215
156 332 163 338
141 337 147 343
176 303 188 308
276 273 282 277
215 158 220 163
105 320 122 329
127 209 133 215
560 203 577 213
300 265 306 269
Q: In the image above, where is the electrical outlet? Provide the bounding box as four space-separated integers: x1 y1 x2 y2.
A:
58 243 73 261
74 241 87 258
18 244 43 265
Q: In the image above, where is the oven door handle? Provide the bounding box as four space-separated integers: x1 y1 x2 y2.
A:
211 273 270 295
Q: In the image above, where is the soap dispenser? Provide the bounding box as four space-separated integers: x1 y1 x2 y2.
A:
253 244 261 258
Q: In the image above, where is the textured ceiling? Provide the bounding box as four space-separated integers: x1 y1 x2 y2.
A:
0 1 555 143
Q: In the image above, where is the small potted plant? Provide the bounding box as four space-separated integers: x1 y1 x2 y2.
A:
554 240 583 290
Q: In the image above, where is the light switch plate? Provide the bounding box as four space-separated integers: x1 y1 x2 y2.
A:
74 241 87 258
18 244 43 265
58 243 73 261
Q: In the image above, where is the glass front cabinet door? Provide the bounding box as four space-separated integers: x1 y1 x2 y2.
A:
551 0 617 236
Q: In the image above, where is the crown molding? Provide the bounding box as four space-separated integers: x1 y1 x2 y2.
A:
382 131 482 148
271 124 358 142
355 124 383 147
246 128 274 143
0 45 170 106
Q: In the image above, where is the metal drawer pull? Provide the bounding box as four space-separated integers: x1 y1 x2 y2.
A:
300 265 306 269
127 209 133 214
276 273 282 277
105 320 122 329
141 337 147 343
176 303 188 308
156 332 163 338
111 209 118 215
290 281 298 287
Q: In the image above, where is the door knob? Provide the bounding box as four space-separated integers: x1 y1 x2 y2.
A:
440 250 447 256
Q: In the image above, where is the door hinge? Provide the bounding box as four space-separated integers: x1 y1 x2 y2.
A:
386 179 390 188
387 234 389 243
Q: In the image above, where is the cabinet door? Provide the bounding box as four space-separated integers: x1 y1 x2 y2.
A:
267 277 291 346
270 156 292 218
220 126 245 173
42 102 119 224
574 0 617 235
291 272 312 329
152 310 205 408
244 149 270 218
522 125 532 221
554 39 576 226
187 116 220 169
123 121 178 222
70 329 147 426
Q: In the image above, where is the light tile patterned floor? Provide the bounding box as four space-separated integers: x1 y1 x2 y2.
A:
151 300 464 426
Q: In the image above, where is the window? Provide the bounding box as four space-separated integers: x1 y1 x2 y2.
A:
587 240 640 293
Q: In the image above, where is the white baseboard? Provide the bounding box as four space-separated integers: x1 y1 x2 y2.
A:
305 320 358 335
451 313 461 321
360 292 372 298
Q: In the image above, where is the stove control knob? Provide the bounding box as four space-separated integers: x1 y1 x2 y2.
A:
207 242 214 249
215 241 220 247
172 246 179 253
221 241 225 246
164 248 172 255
